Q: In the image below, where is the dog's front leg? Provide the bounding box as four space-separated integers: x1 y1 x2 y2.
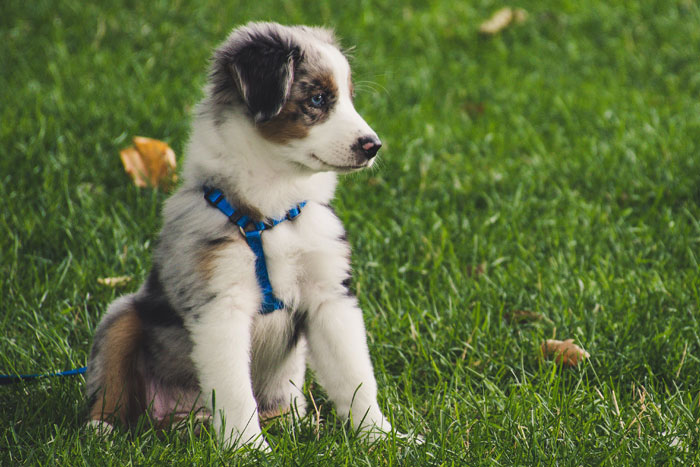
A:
187 299 268 450
306 296 392 439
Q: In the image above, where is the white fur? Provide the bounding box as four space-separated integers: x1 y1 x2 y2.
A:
272 43 379 173
158 24 395 448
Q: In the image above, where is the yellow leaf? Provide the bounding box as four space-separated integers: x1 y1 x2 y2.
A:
541 339 590 366
119 146 148 188
479 7 528 35
120 136 177 190
97 276 132 287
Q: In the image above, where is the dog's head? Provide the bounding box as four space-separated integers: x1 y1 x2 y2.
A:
209 22 381 173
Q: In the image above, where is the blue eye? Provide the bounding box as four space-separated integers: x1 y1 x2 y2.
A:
310 93 325 107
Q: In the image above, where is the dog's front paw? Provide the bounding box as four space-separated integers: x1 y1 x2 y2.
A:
244 435 272 453
355 414 393 442
220 428 271 452
213 415 270 452
356 417 424 445
360 426 424 445
395 430 425 445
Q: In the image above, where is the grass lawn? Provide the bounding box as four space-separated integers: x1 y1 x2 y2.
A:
2 0 700 464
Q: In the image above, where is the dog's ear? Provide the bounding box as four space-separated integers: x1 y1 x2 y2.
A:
230 42 297 123
211 26 299 123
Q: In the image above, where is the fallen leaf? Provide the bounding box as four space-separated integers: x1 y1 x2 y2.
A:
466 263 486 278
120 136 177 190
120 146 147 187
97 276 132 287
479 7 528 35
132 136 176 186
462 101 485 118
541 339 590 366
506 309 543 324
513 8 527 23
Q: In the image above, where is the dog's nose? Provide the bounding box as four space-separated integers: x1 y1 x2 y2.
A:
357 135 382 160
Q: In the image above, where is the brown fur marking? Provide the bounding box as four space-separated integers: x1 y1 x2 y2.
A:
259 404 291 423
257 102 311 143
197 236 237 281
89 309 144 426
313 71 339 100
258 65 339 144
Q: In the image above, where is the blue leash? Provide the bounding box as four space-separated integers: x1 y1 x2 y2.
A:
0 366 87 385
204 187 306 313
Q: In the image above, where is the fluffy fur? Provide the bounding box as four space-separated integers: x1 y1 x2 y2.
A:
86 22 394 449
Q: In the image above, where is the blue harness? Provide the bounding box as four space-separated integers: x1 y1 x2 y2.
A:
204 187 306 314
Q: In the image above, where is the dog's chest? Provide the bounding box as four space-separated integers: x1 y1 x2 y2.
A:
261 203 350 311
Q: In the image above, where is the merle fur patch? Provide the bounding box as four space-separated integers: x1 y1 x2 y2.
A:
258 64 339 143
135 269 184 328
209 23 338 124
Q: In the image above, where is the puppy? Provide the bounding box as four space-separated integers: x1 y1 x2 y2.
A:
86 22 395 449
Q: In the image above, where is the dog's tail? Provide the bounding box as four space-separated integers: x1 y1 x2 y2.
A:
87 296 145 427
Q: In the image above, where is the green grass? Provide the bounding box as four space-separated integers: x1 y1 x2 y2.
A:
2 0 700 464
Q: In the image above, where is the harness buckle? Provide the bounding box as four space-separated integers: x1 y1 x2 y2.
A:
204 187 223 206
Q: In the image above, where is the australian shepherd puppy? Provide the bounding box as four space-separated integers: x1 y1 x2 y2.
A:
86 22 398 449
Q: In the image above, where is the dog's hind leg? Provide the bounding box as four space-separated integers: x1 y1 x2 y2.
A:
254 339 307 422
86 296 145 428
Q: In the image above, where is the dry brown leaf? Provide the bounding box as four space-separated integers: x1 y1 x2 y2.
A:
541 339 590 366
479 7 528 35
120 146 148 187
97 276 132 287
462 101 485 118
120 136 177 190
506 309 543 324
513 8 528 23
466 262 486 278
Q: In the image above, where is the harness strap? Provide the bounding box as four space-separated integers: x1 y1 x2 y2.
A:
204 187 306 314
243 230 284 312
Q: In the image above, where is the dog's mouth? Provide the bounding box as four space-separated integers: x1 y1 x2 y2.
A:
309 153 370 172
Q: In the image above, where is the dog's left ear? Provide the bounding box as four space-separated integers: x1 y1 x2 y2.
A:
212 27 299 123
231 41 297 123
